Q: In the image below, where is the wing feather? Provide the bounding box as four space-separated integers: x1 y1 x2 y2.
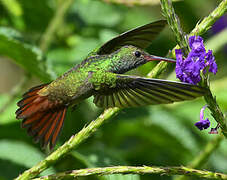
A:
96 20 167 55
93 74 206 108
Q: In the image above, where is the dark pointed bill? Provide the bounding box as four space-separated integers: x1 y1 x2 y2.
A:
144 55 176 63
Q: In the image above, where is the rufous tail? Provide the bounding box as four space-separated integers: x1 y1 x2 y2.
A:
16 84 67 149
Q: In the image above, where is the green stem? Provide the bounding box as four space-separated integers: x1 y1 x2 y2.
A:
174 135 224 180
39 0 74 52
15 0 227 179
160 0 189 54
147 60 168 78
102 0 180 6
203 83 227 138
187 135 223 169
190 0 227 36
34 166 227 180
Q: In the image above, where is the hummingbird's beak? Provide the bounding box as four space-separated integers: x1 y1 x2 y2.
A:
144 55 176 63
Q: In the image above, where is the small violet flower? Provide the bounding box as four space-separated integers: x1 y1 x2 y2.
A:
206 50 218 74
195 105 210 130
175 36 217 85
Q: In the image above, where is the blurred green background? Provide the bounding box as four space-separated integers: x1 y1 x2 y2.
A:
0 0 227 179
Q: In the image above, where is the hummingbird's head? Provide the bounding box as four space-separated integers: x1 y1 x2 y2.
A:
110 45 175 74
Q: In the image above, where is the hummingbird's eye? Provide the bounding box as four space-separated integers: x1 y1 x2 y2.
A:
134 51 141 58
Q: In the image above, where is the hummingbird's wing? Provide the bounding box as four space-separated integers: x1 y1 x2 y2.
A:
94 20 167 55
93 74 206 108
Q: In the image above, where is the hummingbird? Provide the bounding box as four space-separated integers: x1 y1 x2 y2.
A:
16 20 206 149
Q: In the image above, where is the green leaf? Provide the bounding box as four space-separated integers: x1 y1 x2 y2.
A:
0 27 54 81
0 0 23 17
0 140 55 179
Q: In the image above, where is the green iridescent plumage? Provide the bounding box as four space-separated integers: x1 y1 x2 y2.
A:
16 20 207 149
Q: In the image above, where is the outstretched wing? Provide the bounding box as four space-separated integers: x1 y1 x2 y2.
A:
95 20 167 55
93 74 206 108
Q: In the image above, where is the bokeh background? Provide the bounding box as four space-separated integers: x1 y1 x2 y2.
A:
0 0 227 179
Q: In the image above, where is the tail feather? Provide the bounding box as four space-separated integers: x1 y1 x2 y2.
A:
16 84 67 149
43 108 66 149
17 95 37 107
36 111 58 147
27 112 52 135
51 108 66 148
22 111 47 128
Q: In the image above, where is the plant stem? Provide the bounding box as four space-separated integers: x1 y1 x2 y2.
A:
190 0 227 36
102 0 180 6
34 166 227 180
39 0 74 52
187 136 223 169
174 135 224 180
203 83 227 138
160 0 189 54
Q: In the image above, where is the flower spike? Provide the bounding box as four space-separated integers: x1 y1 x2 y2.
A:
175 36 217 85
195 105 210 130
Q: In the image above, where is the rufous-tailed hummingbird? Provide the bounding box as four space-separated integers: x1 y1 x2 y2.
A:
16 20 206 149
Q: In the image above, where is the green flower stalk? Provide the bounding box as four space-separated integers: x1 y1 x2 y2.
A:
34 166 227 180
160 0 189 54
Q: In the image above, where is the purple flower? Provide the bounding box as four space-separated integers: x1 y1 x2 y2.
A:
205 50 217 74
175 36 217 84
195 105 210 130
189 36 206 53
